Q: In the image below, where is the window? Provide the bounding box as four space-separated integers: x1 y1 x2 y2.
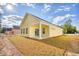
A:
35 29 39 36
26 28 28 34
42 28 45 34
23 28 25 34
21 29 23 34
21 28 28 34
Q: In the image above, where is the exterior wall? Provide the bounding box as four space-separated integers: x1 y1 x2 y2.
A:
20 14 40 37
49 26 63 37
20 27 30 37
20 15 30 28
12 29 20 35
20 13 63 39
30 15 40 26
20 14 32 37
29 25 39 38
21 13 40 27
42 25 49 38
29 25 49 39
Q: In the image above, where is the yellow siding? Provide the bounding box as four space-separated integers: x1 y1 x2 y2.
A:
42 25 49 37
20 14 39 37
29 25 49 38
20 15 29 28
49 26 63 37
30 15 40 26
20 13 63 39
20 28 29 37
29 25 39 38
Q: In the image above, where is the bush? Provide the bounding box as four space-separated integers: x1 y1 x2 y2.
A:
0 28 6 33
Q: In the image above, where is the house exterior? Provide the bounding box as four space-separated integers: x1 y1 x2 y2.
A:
5 28 13 35
20 13 63 39
5 26 20 35
11 26 20 35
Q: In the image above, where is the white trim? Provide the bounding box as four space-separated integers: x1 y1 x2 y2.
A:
49 26 51 37
39 22 42 39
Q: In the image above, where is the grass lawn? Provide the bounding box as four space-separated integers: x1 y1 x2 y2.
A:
40 35 79 53
9 35 79 55
41 35 73 49
9 35 65 56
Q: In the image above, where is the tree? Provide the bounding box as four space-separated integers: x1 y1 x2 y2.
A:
0 28 6 33
62 18 77 34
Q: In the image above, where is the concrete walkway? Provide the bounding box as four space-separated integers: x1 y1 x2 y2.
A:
0 35 23 56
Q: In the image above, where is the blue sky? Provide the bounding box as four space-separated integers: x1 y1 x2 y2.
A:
0 3 79 29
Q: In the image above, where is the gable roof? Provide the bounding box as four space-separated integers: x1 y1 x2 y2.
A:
21 13 62 29
27 13 62 29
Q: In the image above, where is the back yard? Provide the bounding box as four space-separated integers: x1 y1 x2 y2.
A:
40 35 79 53
8 35 79 56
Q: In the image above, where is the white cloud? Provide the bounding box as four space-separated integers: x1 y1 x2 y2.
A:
57 9 63 11
1 15 23 28
7 4 18 14
8 3 17 6
10 3 18 6
6 4 14 11
65 14 76 17
0 3 17 6
52 16 65 24
0 3 6 6
23 3 36 8
64 7 71 11
60 6 65 8
54 6 71 13
52 14 76 24
0 4 4 14
0 3 18 14
44 4 51 9
0 7 4 14
42 4 51 13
